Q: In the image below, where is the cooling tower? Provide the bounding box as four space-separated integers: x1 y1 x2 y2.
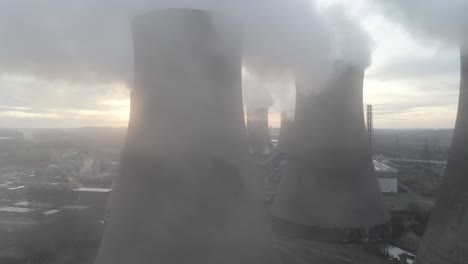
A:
277 112 294 154
246 107 273 155
95 9 270 264
271 63 389 231
415 52 468 264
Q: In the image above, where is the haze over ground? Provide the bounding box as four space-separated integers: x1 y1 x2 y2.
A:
0 0 462 129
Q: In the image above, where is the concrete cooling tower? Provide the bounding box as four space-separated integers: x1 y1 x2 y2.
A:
246 107 273 156
95 9 270 264
271 63 389 239
277 112 294 154
415 52 468 264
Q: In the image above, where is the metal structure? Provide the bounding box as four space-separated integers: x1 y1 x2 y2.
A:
277 112 294 154
415 52 468 264
246 107 273 156
95 9 270 264
271 63 389 231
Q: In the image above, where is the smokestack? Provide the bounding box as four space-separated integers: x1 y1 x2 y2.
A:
278 112 294 154
95 9 269 264
246 107 273 156
271 63 389 232
414 52 468 264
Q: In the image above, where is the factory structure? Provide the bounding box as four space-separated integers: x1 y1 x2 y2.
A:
1 3 467 264
276 114 399 195
95 9 270 264
60 6 462 264
373 160 398 194
271 63 390 241
414 50 468 264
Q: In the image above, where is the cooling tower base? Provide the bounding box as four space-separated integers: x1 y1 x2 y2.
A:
271 215 391 243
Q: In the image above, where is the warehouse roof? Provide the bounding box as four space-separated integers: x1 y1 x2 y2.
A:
373 160 398 173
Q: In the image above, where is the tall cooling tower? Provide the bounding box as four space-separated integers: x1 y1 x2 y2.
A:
415 52 468 264
95 9 270 264
246 107 273 155
271 63 389 233
277 112 294 154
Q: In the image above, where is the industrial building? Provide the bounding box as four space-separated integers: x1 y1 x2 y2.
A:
414 50 468 264
271 63 389 240
95 9 271 264
73 187 112 209
373 160 398 194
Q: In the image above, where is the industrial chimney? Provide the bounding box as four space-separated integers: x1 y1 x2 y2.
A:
277 112 294 154
271 63 389 238
246 107 273 156
95 9 270 264
414 51 468 264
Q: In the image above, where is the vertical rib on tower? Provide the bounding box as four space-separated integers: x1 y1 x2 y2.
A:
246 107 273 156
271 63 389 230
95 9 269 264
415 52 468 264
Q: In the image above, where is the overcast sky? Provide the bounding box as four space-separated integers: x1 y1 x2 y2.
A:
0 0 463 129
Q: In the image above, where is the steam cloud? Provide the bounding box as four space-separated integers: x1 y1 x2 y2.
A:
0 0 373 113
372 0 468 49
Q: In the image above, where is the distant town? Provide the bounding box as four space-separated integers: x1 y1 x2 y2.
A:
0 127 452 263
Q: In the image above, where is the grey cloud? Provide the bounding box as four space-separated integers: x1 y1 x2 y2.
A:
369 84 459 118
324 6 373 69
0 0 328 83
0 0 373 83
0 0 374 127
0 75 129 115
368 51 459 80
372 0 468 48
0 1 134 83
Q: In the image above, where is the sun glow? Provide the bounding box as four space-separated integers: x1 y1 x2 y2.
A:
100 99 131 121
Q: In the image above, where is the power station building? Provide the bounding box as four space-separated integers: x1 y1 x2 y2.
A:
415 50 468 264
95 9 271 264
373 160 398 194
271 63 390 240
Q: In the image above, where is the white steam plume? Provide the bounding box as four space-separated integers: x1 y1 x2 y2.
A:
372 0 468 48
0 0 374 111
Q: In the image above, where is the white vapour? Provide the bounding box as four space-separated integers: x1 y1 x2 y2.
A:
0 0 374 112
372 0 468 48
242 70 274 109
324 6 373 70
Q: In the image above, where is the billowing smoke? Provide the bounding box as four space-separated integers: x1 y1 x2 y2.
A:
0 0 332 79
271 80 296 121
372 0 468 48
324 6 373 70
0 0 373 112
242 70 274 110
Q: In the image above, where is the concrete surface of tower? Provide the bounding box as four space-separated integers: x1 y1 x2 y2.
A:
95 8 271 264
415 50 468 264
271 62 389 238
